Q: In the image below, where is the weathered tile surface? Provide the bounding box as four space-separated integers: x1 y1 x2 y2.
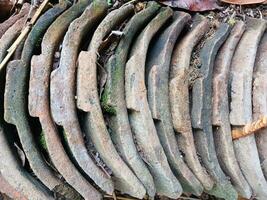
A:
30 1 117 198
49 1 112 199
77 3 156 197
212 21 252 198
190 23 238 200
1 2 267 199
0 122 52 199
3 3 69 191
253 32 267 179
169 14 214 191
125 8 182 199
0 3 30 39
0 15 28 62
146 11 204 196
230 17 267 199
0 174 28 200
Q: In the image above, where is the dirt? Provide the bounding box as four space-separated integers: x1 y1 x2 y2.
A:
217 3 267 21
53 184 83 200
187 15 219 88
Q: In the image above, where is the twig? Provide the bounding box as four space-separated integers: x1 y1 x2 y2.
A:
232 116 267 139
0 0 49 72
112 192 117 200
257 8 263 19
30 0 49 24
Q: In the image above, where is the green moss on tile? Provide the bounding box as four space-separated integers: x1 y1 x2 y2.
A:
101 91 116 115
39 131 48 151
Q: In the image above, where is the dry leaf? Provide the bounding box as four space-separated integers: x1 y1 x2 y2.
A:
0 0 14 21
220 0 266 4
158 0 221 11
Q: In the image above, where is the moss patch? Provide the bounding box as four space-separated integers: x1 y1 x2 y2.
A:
39 131 48 151
101 90 116 115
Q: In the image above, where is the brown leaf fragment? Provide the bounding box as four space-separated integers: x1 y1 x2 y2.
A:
221 0 266 5
158 0 221 11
